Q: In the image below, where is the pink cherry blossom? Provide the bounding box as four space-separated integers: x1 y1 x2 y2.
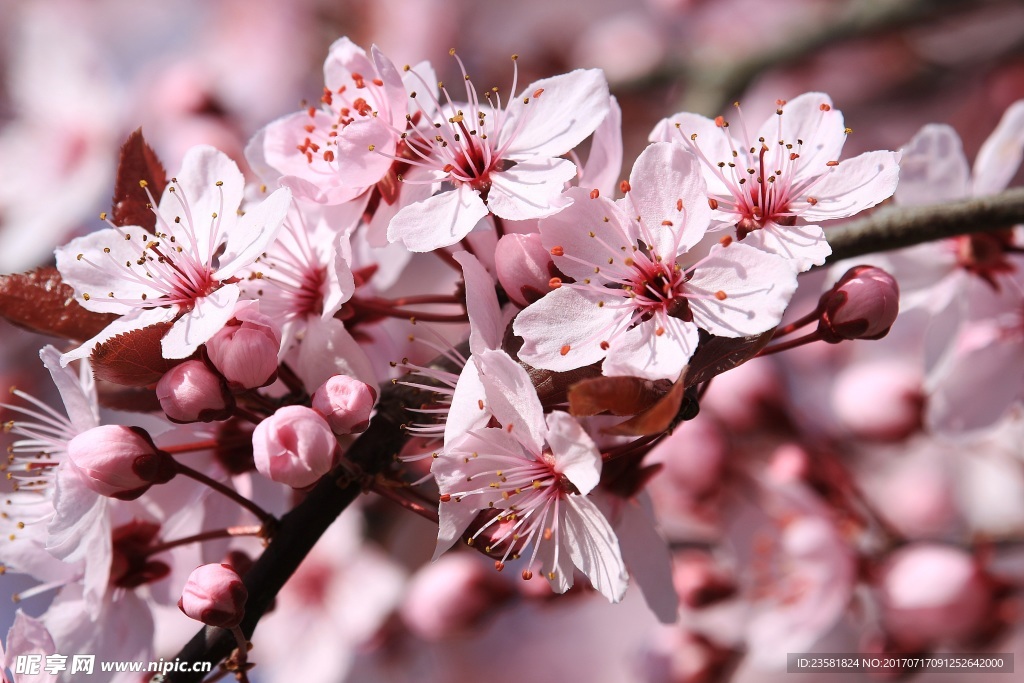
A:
237 202 377 391
431 345 627 600
386 55 610 251
248 37 412 206
514 142 798 381
56 145 290 362
651 92 900 271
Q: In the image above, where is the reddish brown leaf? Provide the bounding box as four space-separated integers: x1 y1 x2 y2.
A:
567 375 667 417
603 378 687 436
91 322 181 387
111 129 168 231
682 330 776 388
0 266 117 341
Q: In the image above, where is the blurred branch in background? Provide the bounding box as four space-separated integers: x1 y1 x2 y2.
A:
629 0 1021 115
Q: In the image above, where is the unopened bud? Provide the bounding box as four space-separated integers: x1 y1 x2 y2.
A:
877 544 992 650
818 265 899 343
67 425 175 500
252 406 337 488
311 375 377 435
156 360 233 423
494 232 557 307
206 302 282 389
178 563 248 628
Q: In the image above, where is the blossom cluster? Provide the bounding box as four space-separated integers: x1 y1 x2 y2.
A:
2 31 1022 683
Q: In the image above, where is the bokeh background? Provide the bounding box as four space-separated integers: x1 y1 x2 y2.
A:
3 0 1024 681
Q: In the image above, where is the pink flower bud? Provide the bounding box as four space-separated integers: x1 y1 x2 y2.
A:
818 265 900 343
877 544 992 649
400 554 514 640
178 563 248 628
252 406 337 488
494 232 557 307
156 360 233 423
206 302 282 389
67 425 176 500
311 375 377 435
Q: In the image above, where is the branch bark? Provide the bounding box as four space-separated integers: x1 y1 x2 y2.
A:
825 187 1024 263
164 378 428 683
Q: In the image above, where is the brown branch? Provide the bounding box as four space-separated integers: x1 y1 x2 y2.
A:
825 186 1024 263
623 0 1016 115
164 376 434 682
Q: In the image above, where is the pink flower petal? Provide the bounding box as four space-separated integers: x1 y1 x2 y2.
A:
477 349 546 454
388 184 488 252
544 411 601 495
485 157 576 221
626 142 711 256
972 99 1024 196
514 286 625 372
896 124 970 206
687 242 798 337
162 283 240 359
797 149 900 221
501 69 610 158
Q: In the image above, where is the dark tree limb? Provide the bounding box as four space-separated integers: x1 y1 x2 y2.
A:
825 187 1024 263
164 378 427 683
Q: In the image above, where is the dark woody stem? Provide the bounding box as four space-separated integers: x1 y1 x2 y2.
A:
145 525 264 557
166 371 435 683
825 186 1024 263
757 330 823 356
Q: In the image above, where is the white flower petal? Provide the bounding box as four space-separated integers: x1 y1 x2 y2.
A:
602 318 697 381
216 187 291 278
443 362 490 446
540 187 636 283
454 251 502 355
626 142 711 256
501 69 610 158
797 150 900 221
687 243 798 337
476 349 546 454
580 95 623 197
895 124 970 206
485 157 576 221
39 346 99 432
973 99 1024 196
162 283 240 359
740 221 831 272
388 184 488 252
55 227 163 315
294 316 377 391
544 411 601 495
563 495 628 603
761 92 846 180
164 145 245 260
514 286 625 372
